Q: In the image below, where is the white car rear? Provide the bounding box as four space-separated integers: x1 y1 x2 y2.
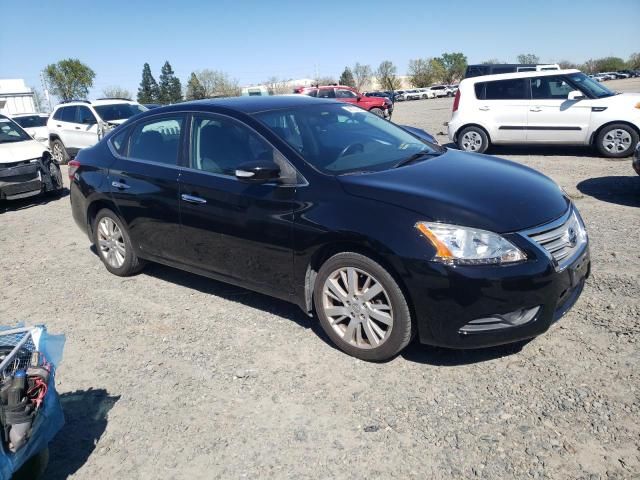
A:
10 113 49 144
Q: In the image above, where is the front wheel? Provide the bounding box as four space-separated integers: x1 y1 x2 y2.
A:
50 139 69 164
596 124 638 158
47 160 63 194
457 126 490 153
93 209 146 276
314 252 413 361
369 107 385 117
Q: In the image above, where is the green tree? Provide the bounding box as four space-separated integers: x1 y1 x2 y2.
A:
408 58 446 87
594 57 625 72
44 58 95 102
339 67 356 87
434 52 467 84
137 63 160 104
375 60 401 90
158 61 182 104
102 86 132 99
185 72 206 100
628 52 640 69
352 63 373 91
517 53 540 64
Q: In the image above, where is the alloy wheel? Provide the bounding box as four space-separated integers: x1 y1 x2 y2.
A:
321 267 393 349
602 129 632 154
461 131 483 151
52 143 63 163
97 217 126 268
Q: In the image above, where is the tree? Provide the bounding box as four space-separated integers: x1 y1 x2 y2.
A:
137 63 160 104
196 69 240 97
375 60 401 90
628 52 640 69
315 76 337 86
185 72 206 100
353 63 373 91
102 86 132 99
581 59 598 74
158 61 182 104
44 58 95 102
408 58 440 87
263 77 290 95
434 52 467 83
339 67 355 87
593 57 626 72
517 53 540 64
481 58 504 64
558 60 578 70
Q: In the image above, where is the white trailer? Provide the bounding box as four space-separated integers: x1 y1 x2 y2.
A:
0 79 37 115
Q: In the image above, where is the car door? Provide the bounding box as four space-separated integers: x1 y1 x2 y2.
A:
74 106 100 148
54 106 81 149
475 78 529 143
178 113 297 292
335 88 358 105
109 114 185 262
526 75 592 144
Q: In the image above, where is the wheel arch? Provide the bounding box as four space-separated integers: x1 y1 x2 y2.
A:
453 123 492 143
589 120 640 145
86 198 120 239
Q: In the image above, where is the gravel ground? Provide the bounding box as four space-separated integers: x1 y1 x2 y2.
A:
1 78 639 480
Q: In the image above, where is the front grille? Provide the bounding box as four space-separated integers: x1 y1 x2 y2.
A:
524 208 587 270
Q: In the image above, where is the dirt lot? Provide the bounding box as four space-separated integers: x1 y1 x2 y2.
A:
1 78 639 480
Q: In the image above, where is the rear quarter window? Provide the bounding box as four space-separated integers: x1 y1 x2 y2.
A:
484 79 528 100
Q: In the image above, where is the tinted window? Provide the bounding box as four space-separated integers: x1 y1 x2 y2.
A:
465 66 488 78
492 66 515 74
474 83 486 99
76 106 96 124
61 106 78 123
484 79 528 100
531 76 574 99
52 108 64 121
93 103 146 122
317 88 335 98
13 115 48 128
335 89 357 98
109 127 129 155
129 117 183 165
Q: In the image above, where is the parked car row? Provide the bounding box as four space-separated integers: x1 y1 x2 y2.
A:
293 85 392 117
590 70 640 82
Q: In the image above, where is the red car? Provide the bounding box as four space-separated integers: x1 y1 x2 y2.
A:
294 86 392 117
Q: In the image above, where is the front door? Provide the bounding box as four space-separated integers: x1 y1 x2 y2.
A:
109 115 185 262
526 76 592 144
178 114 296 293
74 105 100 148
477 78 530 143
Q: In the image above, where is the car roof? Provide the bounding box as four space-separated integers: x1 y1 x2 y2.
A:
10 113 49 117
53 99 138 109
461 69 581 84
146 95 339 115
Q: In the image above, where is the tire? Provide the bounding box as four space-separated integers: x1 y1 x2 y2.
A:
46 160 64 195
93 209 146 276
595 123 639 158
369 107 384 117
457 126 490 153
313 252 413 362
50 139 69 164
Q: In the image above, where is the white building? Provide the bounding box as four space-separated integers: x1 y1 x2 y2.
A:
0 79 37 115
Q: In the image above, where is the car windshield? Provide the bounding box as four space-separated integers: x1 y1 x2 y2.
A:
13 115 48 128
0 117 31 143
93 103 147 122
568 72 615 98
255 103 443 175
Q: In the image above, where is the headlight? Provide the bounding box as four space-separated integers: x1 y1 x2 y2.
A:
415 222 527 265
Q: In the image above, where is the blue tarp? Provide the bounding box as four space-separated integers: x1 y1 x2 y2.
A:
0 326 65 480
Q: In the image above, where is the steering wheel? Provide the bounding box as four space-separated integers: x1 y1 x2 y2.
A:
337 143 364 160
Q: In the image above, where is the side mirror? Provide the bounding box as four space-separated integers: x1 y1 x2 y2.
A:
356 96 362 102
568 90 585 100
235 160 280 183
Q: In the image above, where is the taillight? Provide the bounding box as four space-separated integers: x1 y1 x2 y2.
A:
452 90 461 112
68 160 80 181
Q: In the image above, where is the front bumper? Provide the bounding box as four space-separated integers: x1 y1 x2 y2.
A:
0 162 42 200
404 239 590 349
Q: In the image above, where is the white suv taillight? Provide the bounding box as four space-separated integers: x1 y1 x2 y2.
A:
452 90 461 112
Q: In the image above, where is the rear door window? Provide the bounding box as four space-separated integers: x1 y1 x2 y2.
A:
484 79 528 100
317 88 336 98
128 116 183 165
61 106 78 123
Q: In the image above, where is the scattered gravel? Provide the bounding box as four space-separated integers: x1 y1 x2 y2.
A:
0 78 638 479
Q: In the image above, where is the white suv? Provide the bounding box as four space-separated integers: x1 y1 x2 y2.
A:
447 69 640 158
48 99 146 163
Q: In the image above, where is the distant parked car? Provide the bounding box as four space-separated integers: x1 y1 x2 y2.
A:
48 98 147 163
295 86 392 117
394 90 408 101
416 88 436 99
0 114 63 201
428 85 453 98
404 89 422 100
10 113 49 144
448 69 640 158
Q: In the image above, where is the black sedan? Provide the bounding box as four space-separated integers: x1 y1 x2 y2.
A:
69 96 590 361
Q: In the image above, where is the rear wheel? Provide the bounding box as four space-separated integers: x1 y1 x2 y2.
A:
50 139 69 164
369 107 384 117
457 126 490 153
314 252 413 361
93 209 146 276
596 124 638 158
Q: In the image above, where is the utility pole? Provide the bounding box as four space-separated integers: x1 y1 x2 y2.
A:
39 71 52 113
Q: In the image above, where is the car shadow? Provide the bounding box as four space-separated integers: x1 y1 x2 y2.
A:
577 175 640 207
442 142 624 159
400 339 531 366
44 388 120 480
0 189 69 214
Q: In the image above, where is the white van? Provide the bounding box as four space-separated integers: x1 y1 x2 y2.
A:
447 69 640 158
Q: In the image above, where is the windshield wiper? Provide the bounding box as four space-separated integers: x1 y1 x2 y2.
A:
393 150 440 169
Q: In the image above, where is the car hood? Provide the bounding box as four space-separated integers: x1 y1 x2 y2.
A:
0 139 49 164
338 149 569 233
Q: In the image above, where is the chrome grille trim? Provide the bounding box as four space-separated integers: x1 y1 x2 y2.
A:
520 207 588 271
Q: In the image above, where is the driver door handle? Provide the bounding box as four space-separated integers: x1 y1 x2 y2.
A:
181 194 207 205
478 106 490 111
111 181 130 190
530 107 542 112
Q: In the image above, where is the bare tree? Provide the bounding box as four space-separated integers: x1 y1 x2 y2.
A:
352 63 373 91
375 61 401 91
315 76 337 86
263 76 291 95
102 86 132 99
196 69 241 98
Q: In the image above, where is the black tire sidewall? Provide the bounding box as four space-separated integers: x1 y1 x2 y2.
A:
596 124 639 158
457 126 489 153
93 209 141 276
313 252 412 362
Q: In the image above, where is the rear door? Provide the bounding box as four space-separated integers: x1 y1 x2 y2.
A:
109 114 185 262
526 75 592 144
178 113 297 292
74 106 100 148
53 106 80 149
475 78 529 143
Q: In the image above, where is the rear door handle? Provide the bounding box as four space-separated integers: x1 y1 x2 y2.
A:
530 107 542 112
181 194 207 205
478 106 490 111
75 126 81 130
111 181 130 190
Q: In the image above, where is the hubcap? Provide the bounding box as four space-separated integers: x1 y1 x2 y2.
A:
321 267 393 349
97 217 126 268
602 129 632 154
461 131 483 151
52 143 63 162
